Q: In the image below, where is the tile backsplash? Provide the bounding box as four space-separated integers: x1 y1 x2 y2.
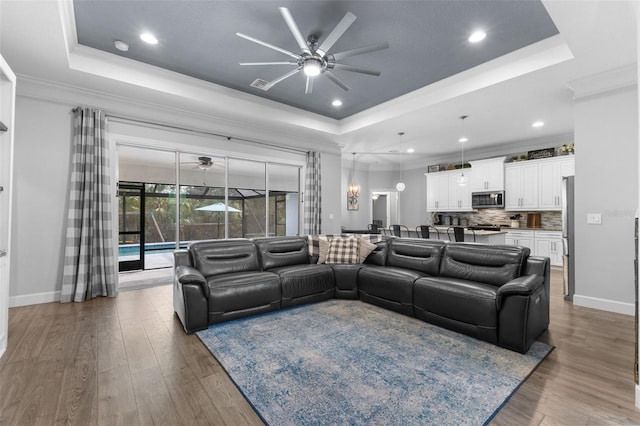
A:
432 209 562 230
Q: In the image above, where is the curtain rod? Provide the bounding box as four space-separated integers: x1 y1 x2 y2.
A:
104 113 310 155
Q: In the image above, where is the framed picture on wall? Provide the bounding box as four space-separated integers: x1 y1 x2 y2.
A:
347 192 359 210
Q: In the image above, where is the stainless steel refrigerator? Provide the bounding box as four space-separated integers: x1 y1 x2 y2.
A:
562 176 575 301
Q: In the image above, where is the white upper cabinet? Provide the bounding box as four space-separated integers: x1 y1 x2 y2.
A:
505 162 539 210
505 156 574 211
538 157 575 210
425 169 473 212
426 172 449 211
469 157 505 192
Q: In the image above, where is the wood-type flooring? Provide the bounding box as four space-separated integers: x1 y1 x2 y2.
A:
1 268 639 425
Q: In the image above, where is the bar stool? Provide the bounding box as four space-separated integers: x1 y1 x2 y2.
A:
415 225 440 239
389 224 410 237
447 226 475 242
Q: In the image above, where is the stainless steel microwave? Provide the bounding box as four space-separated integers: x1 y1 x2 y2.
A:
471 191 504 209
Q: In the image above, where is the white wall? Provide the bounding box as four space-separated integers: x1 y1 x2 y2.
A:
10 91 341 305
574 84 638 314
11 97 73 304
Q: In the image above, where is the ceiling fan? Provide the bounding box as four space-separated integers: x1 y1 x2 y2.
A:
237 7 389 94
182 156 220 170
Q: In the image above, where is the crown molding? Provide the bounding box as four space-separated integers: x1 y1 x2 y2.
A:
15 74 342 155
567 64 637 101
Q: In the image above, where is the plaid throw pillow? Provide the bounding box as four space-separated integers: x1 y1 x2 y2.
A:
325 237 359 264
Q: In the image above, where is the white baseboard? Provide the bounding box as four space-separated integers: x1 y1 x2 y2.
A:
9 291 60 308
573 294 634 316
636 384 640 409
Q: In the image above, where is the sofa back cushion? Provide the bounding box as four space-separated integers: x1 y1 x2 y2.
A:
386 239 445 275
363 239 389 266
440 243 530 286
254 236 310 270
190 239 259 277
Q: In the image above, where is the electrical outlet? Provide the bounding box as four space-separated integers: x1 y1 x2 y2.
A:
587 213 602 225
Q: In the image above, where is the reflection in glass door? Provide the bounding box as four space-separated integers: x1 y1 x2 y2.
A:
118 183 145 271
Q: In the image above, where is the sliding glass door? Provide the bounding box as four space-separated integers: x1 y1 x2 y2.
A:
117 145 302 270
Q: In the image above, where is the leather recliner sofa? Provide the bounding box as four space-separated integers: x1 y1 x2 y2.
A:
173 236 550 353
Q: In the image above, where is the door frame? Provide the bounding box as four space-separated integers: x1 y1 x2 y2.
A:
118 182 145 272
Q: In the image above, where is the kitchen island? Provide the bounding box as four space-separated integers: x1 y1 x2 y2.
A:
430 226 507 245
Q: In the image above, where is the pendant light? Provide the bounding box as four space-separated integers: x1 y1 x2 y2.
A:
347 152 360 198
457 116 468 186
395 132 406 191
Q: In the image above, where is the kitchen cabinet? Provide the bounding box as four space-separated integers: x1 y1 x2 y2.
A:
505 162 539 210
505 230 534 251
426 172 449 211
505 156 574 211
448 172 472 210
469 157 505 191
535 231 563 266
425 169 473 212
538 157 575 210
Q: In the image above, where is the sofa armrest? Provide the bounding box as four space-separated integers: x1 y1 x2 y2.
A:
175 265 209 297
495 274 544 310
174 265 209 333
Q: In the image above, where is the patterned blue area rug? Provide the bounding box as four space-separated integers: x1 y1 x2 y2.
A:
196 300 552 425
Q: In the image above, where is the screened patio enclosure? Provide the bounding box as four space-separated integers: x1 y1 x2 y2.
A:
117 145 302 271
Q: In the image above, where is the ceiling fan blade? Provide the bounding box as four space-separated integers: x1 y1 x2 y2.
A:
305 76 314 94
269 68 302 88
236 32 301 60
317 12 357 55
239 62 298 66
279 7 311 54
324 71 351 91
331 42 390 61
332 63 381 76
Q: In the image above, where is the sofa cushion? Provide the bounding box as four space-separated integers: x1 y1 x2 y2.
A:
190 239 259 278
207 271 281 314
439 243 529 286
270 264 335 306
253 236 310 270
358 265 426 316
386 239 445 275
414 276 499 328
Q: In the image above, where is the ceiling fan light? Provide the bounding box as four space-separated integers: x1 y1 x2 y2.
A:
303 58 322 76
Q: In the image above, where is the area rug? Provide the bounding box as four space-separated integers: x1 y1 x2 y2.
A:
196 300 552 425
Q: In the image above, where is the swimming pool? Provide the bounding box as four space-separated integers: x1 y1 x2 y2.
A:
118 242 188 257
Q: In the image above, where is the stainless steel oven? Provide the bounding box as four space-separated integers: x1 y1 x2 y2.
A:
471 191 504 209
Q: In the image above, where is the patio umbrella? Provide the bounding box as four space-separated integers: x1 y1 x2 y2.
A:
195 202 242 238
195 202 242 213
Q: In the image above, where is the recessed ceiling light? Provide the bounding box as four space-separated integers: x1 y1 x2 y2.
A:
140 32 158 45
532 121 545 128
459 137 468 143
406 148 415 153
114 40 129 52
468 30 486 43
332 99 342 107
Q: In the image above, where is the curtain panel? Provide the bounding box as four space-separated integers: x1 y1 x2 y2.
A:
60 107 117 302
303 151 321 235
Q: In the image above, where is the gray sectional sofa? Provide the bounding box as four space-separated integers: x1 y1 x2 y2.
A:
173 235 550 353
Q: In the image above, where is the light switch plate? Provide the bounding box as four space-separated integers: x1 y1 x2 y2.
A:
587 213 602 225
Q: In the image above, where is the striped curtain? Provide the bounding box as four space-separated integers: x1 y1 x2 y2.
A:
60 107 117 302
303 151 322 235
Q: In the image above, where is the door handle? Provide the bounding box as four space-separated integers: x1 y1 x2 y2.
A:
0 250 7 257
